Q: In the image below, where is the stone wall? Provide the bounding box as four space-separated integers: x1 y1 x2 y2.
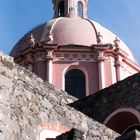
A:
0 52 119 140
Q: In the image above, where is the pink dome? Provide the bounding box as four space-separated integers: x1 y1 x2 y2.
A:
40 17 97 46
10 17 137 63
10 17 97 57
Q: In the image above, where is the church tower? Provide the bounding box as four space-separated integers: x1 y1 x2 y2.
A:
52 0 87 18
10 0 140 99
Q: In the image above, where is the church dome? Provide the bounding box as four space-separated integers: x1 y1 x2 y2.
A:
10 17 137 63
10 0 137 64
9 0 140 95
41 17 97 46
10 17 98 57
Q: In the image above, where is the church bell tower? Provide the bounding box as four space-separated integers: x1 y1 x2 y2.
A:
52 0 88 18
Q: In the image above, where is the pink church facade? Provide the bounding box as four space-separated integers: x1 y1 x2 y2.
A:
10 0 140 99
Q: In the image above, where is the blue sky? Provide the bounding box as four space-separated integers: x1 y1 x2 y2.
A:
0 0 140 63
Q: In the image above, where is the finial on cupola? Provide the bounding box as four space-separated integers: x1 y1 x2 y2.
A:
114 37 120 48
28 34 36 47
97 32 103 44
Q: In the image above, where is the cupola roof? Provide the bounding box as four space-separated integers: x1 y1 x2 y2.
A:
10 0 137 64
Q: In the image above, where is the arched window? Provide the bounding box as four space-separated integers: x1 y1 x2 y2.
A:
77 1 83 18
65 69 86 99
58 1 65 17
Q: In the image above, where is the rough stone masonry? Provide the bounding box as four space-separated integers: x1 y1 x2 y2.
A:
0 51 119 140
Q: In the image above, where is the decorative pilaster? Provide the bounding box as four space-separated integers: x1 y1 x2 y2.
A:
115 56 122 81
97 51 105 90
46 50 53 84
114 37 122 81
